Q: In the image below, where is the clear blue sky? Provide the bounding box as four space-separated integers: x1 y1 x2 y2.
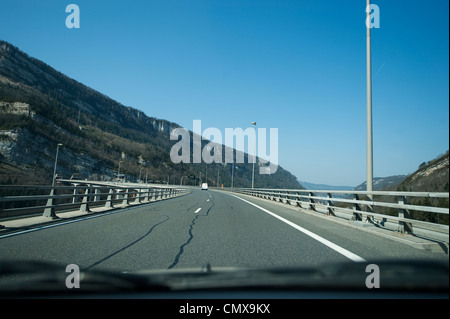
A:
1 0 448 186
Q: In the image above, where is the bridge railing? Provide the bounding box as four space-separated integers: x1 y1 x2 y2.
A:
232 188 449 242
0 180 190 220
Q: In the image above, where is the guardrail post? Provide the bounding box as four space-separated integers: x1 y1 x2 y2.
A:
397 196 413 234
133 189 141 204
94 186 100 203
365 193 374 223
122 189 129 206
72 186 79 204
352 194 363 221
294 191 302 208
144 188 150 202
150 188 156 201
292 191 298 206
286 191 291 205
309 192 316 211
156 188 162 200
43 188 58 219
326 193 335 216
80 187 91 213
105 188 114 208
157 189 162 200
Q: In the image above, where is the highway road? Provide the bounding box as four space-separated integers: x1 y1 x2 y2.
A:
0 189 447 273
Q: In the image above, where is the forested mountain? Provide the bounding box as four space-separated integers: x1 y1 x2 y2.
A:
377 151 449 224
0 41 302 189
395 151 449 193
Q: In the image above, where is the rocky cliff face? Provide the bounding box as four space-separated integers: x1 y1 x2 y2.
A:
0 101 35 117
0 41 175 138
397 152 449 192
0 102 115 184
0 41 179 184
0 41 303 189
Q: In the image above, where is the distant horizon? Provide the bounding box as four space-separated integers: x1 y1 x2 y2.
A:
299 180 355 188
300 174 410 189
300 150 449 187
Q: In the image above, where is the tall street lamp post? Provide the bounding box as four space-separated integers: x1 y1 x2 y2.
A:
52 143 63 186
251 121 256 189
231 158 234 189
366 0 373 195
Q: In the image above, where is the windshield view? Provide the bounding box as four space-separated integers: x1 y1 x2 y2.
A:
0 0 448 311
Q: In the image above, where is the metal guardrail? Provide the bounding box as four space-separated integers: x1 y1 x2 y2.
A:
0 179 190 220
232 188 449 242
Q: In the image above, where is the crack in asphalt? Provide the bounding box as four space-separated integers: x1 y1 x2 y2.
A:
168 201 215 269
85 215 170 270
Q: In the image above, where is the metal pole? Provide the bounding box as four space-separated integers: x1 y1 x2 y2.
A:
52 143 62 186
366 0 373 194
251 122 256 188
231 158 234 189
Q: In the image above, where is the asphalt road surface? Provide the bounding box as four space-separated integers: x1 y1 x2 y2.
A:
0 189 447 273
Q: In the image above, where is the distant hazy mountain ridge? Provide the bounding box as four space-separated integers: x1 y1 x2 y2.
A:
299 181 354 191
353 175 408 192
301 151 449 194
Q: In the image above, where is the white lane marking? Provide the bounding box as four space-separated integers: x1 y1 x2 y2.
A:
228 194 366 262
207 199 210 202
194 208 202 214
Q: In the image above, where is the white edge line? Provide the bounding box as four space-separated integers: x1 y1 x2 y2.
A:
194 208 202 214
228 193 366 262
